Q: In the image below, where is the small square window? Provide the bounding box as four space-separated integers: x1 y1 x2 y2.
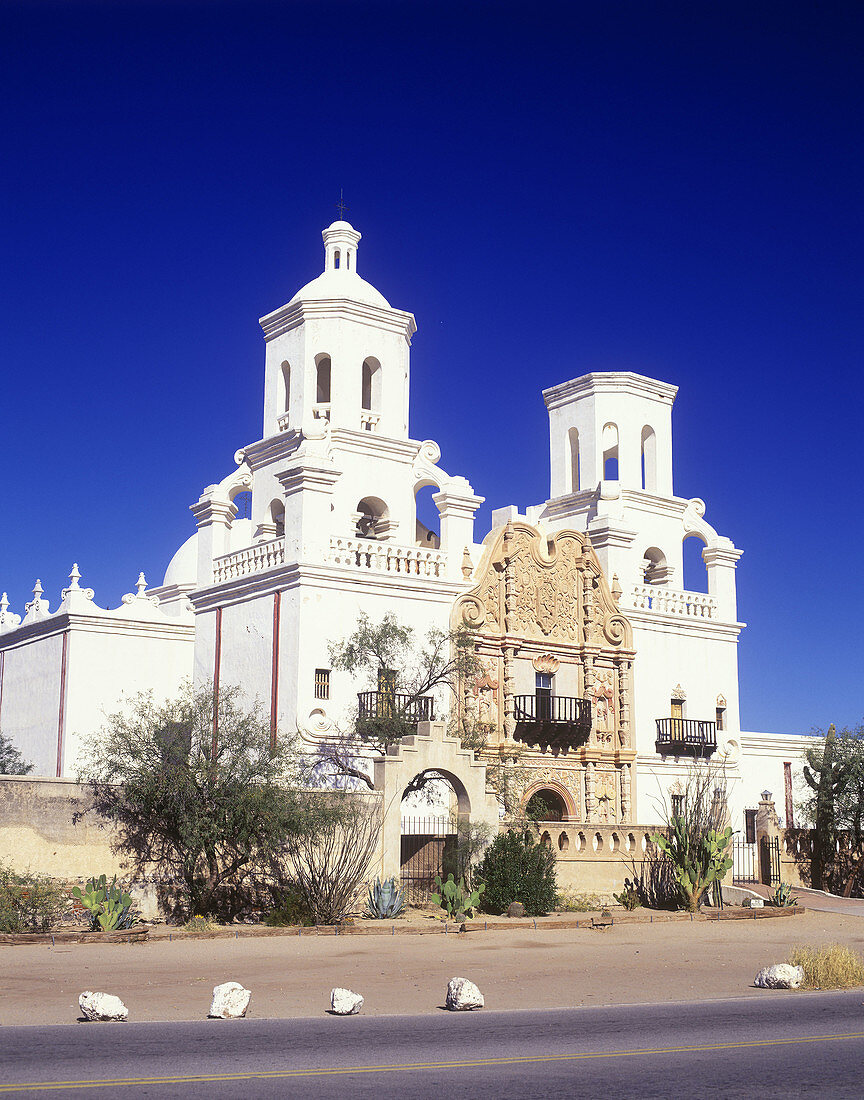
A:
314 669 330 700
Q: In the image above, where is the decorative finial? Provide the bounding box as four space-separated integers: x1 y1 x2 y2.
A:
68 564 81 590
461 547 473 580
335 189 348 221
136 572 147 597
33 579 43 598
0 592 21 628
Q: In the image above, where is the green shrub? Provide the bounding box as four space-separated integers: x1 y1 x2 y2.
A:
264 883 314 927
477 829 557 916
0 863 65 933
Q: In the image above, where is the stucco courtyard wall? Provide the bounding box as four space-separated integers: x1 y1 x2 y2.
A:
0 775 124 878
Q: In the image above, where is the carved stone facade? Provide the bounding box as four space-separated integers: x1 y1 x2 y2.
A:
453 522 637 825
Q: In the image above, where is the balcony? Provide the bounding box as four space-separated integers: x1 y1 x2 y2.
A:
356 691 435 741
513 694 592 752
655 718 717 756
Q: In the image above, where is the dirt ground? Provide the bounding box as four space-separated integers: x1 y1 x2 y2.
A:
3 909 864 1026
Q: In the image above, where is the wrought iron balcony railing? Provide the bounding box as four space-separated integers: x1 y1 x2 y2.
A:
655 718 717 755
357 691 435 726
513 694 592 725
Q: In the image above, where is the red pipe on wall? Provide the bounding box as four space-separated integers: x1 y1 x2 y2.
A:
270 591 281 752
212 606 223 761
56 631 69 777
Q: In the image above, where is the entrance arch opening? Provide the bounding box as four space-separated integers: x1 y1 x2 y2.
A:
524 785 570 822
400 769 470 904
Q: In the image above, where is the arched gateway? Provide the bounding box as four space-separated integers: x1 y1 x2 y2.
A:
373 721 500 885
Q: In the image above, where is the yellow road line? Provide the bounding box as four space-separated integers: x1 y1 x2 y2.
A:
3 1032 864 1092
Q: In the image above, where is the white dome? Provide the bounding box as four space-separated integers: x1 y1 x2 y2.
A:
161 519 256 588
289 268 391 309
162 531 198 587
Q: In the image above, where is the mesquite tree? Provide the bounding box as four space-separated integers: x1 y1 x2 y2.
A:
78 683 311 916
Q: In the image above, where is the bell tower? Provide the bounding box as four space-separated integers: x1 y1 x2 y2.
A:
259 220 417 441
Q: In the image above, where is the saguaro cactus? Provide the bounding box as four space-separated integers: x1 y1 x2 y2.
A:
803 724 849 891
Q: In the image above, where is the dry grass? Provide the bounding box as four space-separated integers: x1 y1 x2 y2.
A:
788 944 864 990
555 888 607 912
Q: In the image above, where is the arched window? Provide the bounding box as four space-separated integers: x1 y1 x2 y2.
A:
334 249 341 269
641 425 657 491
568 427 580 493
269 499 285 538
414 484 440 548
642 546 669 585
682 535 709 593
602 422 619 480
231 490 252 521
361 357 382 412
355 496 390 540
316 355 331 404
280 362 291 414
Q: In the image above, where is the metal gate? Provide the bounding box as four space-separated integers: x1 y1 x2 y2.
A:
733 836 780 886
400 815 457 904
733 837 758 883
760 836 781 886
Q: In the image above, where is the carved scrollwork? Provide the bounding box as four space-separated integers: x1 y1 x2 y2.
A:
602 613 629 648
459 594 487 629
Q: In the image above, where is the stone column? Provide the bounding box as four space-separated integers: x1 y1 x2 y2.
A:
432 485 485 581
702 540 743 621
190 496 236 587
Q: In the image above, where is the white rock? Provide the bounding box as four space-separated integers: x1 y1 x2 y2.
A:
330 987 364 1015
209 981 251 1018
754 964 805 989
79 991 128 1022
445 976 484 1010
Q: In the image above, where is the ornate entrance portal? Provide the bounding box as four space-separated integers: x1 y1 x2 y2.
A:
452 521 637 825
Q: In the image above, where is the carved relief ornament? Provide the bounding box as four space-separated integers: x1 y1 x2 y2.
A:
452 522 634 651
533 653 560 674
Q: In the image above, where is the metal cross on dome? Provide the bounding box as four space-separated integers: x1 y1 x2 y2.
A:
335 190 348 220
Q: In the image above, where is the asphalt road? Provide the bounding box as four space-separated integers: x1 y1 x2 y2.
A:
2 992 863 1098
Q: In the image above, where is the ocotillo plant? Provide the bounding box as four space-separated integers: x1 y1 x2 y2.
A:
803 724 849 891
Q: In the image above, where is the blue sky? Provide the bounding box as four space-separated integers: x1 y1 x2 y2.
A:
2 0 862 734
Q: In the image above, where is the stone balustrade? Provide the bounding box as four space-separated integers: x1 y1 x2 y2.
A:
328 537 447 578
212 537 285 584
626 584 718 620
534 821 659 860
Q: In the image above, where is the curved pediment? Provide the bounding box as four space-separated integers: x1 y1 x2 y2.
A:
453 522 633 651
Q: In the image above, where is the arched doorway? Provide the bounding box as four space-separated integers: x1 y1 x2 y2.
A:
400 768 469 903
523 783 574 822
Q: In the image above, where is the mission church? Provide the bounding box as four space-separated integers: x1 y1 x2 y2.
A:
0 218 810 884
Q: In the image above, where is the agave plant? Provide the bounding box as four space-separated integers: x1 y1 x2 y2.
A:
365 876 405 919
771 881 797 908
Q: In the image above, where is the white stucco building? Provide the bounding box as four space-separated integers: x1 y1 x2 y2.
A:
0 218 811 849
